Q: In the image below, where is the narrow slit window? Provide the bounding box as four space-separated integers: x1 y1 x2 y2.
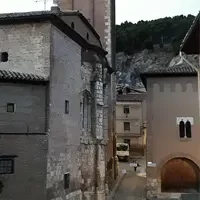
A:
71 22 75 29
1 52 8 62
179 120 185 138
186 120 192 138
7 103 15 113
86 33 89 40
65 100 69 114
64 173 70 189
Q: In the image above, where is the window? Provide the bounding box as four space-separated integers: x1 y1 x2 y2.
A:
0 52 8 62
179 119 192 138
65 100 69 114
71 22 75 29
179 120 185 138
7 103 15 113
0 159 14 174
124 106 129 114
124 122 130 131
64 173 70 189
186 120 191 138
86 33 89 40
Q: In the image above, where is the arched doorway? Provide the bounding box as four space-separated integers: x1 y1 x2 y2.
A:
161 157 200 193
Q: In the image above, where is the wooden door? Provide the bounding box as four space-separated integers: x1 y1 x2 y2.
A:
161 158 199 193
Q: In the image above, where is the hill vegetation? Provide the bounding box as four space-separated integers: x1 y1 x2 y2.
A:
116 14 195 55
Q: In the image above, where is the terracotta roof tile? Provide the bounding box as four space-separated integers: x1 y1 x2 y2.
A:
140 65 197 89
0 70 48 82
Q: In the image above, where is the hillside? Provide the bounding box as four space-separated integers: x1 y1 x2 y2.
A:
116 14 195 88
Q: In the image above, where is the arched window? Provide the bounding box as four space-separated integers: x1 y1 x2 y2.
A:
186 120 192 138
71 22 75 29
179 120 185 138
81 89 92 133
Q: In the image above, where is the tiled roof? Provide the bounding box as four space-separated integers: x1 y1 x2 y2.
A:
140 65 197 89
0 70 48 82
0 9 100 40
141 65 196 75
0 10 107 56
117 93 145 102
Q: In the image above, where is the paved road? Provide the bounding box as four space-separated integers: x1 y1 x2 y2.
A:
113 158 146 200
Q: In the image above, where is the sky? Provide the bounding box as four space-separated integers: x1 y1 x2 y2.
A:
116 0 200 24
0 0 199 24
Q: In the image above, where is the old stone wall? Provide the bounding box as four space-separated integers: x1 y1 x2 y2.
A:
47 25 82 200
0 82 47 133
0 23 50 77
80 59 107 200
0 135 48 200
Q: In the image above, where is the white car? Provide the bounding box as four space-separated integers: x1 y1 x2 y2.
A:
116 143 130 162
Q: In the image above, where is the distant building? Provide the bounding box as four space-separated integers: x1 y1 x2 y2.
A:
0 8 112 200
140 64 200 199
116 91 146 156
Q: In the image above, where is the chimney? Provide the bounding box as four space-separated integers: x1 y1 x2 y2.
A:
51 6 61 13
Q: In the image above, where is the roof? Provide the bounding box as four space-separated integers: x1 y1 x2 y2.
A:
0 69 48 83
140 65 197 88
0 9 106 56
180 11 200 54
117 93 145 102
60 10 100 40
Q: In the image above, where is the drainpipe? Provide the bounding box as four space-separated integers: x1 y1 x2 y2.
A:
179 51 200 117
111 0 117 180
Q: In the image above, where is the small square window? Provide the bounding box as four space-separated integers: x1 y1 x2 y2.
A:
7 103 15 113
65 100 69 114
0 159 14 174
124 122 130 131
124 106 130 114
1 52 8 62
64 173 70 189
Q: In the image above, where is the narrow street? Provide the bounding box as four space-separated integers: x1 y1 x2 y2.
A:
113 158 146 200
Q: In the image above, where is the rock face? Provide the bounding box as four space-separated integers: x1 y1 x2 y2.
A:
116 45 174 88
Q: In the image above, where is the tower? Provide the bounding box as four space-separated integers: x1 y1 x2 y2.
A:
54 0 117 187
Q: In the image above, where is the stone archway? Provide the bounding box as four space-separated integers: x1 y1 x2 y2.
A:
161 157 200 193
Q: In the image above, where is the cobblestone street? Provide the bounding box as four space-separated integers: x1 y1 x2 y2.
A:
113 158 146 200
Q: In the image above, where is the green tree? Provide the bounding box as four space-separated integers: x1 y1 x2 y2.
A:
116 15 195 55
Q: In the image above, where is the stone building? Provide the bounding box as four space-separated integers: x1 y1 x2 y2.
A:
0 7 112 200
140 65 200 200
53 0 117 185
116 92 146 156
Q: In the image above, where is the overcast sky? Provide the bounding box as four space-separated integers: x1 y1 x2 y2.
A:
0 0 199 24
116 0 200 24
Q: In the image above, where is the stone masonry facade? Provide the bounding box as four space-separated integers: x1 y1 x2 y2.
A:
54 0 116 188
80 52 109 200
0 9 111 200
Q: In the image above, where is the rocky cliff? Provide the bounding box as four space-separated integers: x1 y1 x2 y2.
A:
116 44 175 88
116 45 199 90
